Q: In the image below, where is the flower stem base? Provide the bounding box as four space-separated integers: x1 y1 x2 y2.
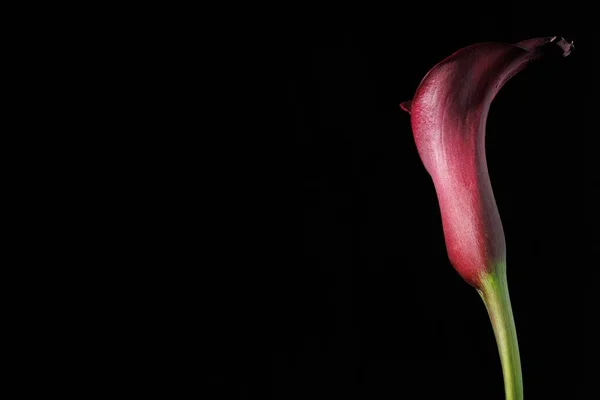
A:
478 265 524 400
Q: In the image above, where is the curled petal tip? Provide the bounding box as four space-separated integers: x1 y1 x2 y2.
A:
400 100 412 114
551 36 575 57
517 35 574 57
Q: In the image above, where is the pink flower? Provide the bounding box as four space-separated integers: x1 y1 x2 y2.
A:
401 36 573 288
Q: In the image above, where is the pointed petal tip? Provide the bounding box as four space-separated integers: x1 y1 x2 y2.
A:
517 36 574 57
550 36 575 57
400 100 412 114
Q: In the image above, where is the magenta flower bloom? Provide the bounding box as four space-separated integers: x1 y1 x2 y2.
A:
402 36 573 399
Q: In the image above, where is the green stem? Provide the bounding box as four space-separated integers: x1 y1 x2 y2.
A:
478 264 523 400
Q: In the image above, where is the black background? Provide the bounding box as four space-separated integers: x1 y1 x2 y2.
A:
209 4 597 399
6 3 596 398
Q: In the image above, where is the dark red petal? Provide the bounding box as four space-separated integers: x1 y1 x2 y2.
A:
407 37 572 287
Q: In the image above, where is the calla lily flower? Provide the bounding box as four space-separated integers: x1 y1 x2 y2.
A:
401 36 573 400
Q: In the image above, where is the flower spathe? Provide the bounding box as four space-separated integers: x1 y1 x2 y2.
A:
401 36 573 288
